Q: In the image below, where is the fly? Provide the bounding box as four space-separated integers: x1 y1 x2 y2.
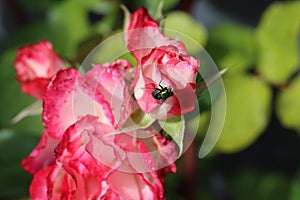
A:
151 81 174 101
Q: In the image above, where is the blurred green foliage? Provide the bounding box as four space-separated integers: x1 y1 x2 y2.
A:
256 1 300 84
215 73 271 153
0 0 300 199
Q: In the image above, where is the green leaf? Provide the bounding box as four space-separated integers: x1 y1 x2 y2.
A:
196 68 228 95
162 0 180 11
131 0 161 18
207 23 255 72
111 109 155 135
93 3 121 35
216 73 271 153
46 0 91 57
159 115 185 155
256 1 300 84
6 22 50 49
130 0 180 16
290 170 300 200
0 129 39 198
276 75 300 133
118 52 137 67
186 110 211 138
231 169 289 200
86 30 128 66
163 11 208 53
196 68 228 111
256 173 289 200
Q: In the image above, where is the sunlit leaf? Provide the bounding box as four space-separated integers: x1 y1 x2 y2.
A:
216 73 271 153
276 75 300 133
93 3 121 35
256 1 300 84
46 0 91 57
159 115 185 155
207 23 255 72
88 30 128 65
163 11 208 53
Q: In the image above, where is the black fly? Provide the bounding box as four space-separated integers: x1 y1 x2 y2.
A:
151 81 174 101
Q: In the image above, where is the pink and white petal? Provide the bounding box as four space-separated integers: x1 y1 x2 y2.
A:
141 46 179 66
133 131 177 183
54 116 117 181
43 68 115 139
142 63 163 84
108 141 164 199
134 69 160 113
116 88 140 128
55 115 125 180
29 164 76 200
148 84 196 119
168 84 196 116
14 40 63 79
161 59 199 89
79 174 103 199
74 77 115 126
126 7 158 31
127 27 187 64
99 181 120 199
21 132 57 175
153 136 177 179
29 165 53 199
126 8 186 63
82 129 126 172
43 68 79 139
84 60 132 125
148 98 174 120
14 40 64 99
61 162 103 199
107 171 161 200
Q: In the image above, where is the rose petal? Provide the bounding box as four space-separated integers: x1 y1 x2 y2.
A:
43 68 115 139
55 115 125 180
84 60 133 126
126 8 187 64
14 40 64 99
134 69 161 113
21 132 57 175
29 164 76 199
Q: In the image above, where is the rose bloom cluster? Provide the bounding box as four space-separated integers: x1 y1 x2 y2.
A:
15 8 200 200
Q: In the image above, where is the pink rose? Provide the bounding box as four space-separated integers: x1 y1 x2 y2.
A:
22 59 176 199
125 7 187 64
22 60 132 174
53 115 172 199
14 40 64 99
20 7 200 199
126 8 200 119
